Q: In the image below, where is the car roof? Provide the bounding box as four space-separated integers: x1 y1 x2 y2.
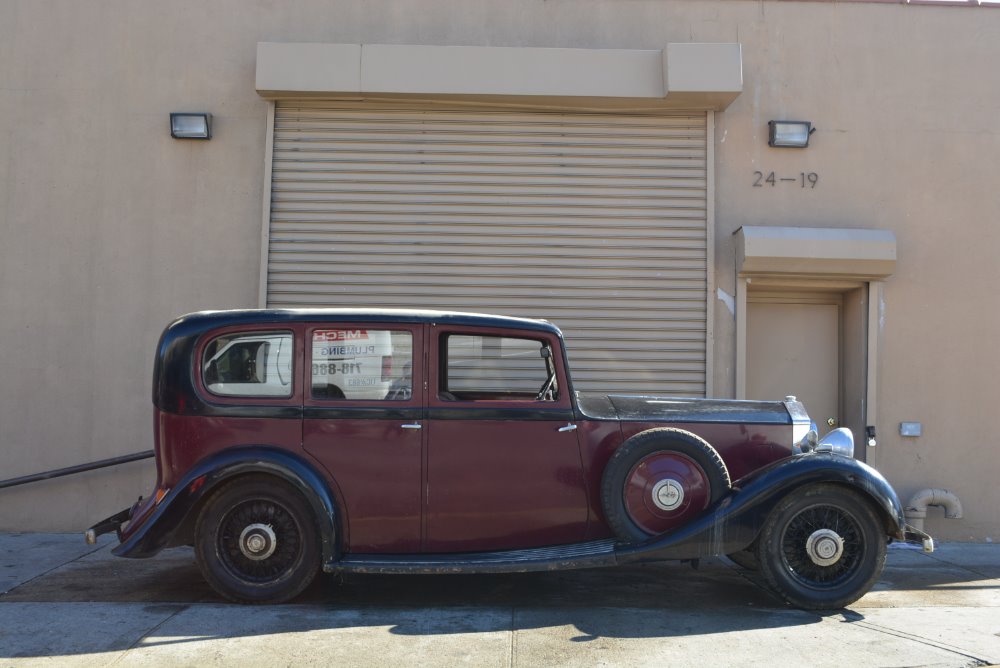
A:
168 308 563 336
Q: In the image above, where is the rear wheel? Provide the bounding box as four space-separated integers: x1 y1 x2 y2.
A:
756 484 887 610
195 475 320 604
601 428 730 543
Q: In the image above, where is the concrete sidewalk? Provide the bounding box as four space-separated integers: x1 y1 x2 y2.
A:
0 534 998 667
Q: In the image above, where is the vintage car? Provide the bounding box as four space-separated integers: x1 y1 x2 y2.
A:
86 309 932 608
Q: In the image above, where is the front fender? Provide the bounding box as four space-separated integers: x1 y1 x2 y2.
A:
112 446 339 565
616 453 906 563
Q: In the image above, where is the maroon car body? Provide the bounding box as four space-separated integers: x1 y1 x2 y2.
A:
87 309 931 608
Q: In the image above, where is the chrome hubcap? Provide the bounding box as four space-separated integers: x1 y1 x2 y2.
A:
239 523 277 561
651 479 685 511
805 528 845 567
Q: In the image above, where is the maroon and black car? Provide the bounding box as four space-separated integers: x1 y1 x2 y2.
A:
87 309 932 608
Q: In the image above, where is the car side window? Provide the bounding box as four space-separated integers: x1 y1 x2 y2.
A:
442 334 556 401
311 329 413 401
202 331 293 397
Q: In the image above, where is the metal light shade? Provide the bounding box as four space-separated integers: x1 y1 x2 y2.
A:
814 427 855 458
170 113 212 139
768 120 812 148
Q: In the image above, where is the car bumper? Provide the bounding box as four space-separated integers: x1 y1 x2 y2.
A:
84 506 133 544
84 492 160 546
902 524 935 553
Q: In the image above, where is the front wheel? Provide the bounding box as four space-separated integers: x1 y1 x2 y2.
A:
756 483 887 610
195 475 321 603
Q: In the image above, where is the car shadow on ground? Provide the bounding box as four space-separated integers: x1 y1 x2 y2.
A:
2 544 997 658
0 546 825 655
5 545 786 610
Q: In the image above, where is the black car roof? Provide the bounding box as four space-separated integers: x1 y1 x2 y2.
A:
167 308 562 335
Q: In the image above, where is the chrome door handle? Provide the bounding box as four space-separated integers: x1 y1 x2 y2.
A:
401 423 422 430
558 423 578 432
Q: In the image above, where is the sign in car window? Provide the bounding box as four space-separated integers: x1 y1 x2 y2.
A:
311 329 412 401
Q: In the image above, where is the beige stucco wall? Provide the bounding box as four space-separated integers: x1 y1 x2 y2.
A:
1 0 997 541
707 3 1000 542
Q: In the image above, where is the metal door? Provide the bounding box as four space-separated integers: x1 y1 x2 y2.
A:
747 299 841 436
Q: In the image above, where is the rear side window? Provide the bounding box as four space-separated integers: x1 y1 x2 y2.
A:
202 331 294 397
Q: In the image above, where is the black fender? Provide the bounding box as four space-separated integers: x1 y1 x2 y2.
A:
113 446 339 566
615 452 907 564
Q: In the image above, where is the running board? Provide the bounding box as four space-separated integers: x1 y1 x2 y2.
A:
326 539 619 575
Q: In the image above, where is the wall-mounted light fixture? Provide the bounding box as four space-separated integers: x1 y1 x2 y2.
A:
170 113 212 139
768 120 814 148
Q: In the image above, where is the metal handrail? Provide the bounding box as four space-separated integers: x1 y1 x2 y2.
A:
0 450 154 490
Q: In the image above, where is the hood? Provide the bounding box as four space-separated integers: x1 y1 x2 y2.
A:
576 392 798 425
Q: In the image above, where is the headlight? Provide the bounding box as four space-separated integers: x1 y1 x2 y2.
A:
814 427 855 458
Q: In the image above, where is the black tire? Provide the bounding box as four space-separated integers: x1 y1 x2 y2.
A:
194 475 321 604
601 428 731 543
755 483 887 610
726 547 760 571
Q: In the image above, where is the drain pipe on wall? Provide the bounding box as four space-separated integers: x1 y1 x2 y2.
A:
905 488 963 532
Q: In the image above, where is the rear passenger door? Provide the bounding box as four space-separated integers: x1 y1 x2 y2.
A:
302 323 424 553
424 326 588 552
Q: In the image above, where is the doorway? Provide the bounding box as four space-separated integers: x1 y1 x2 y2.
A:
746 294 842 436
734 226 896 466
742 285 869 460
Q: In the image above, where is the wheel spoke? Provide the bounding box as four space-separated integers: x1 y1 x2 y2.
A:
217 498 301 585
780 503 863 589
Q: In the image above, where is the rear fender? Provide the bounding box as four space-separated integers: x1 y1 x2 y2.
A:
112 446 339 564
615 453 906 563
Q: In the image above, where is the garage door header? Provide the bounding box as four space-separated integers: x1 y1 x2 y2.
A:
255 42 742 111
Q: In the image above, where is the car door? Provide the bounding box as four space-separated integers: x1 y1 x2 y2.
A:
302 323 424 553
424 326 589 552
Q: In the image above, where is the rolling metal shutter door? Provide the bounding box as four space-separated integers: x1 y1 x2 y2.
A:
266 101 708 396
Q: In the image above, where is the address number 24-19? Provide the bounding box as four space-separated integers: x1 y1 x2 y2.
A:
753 172 819 188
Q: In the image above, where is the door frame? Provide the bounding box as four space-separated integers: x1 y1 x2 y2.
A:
732 225 896 468
735 277 882 467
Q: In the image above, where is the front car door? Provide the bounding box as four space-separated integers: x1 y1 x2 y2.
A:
425 325 588 552
302 322 424 553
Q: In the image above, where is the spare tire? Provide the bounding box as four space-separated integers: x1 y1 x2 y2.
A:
601 428 731 543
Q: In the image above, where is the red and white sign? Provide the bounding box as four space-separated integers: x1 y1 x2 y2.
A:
314 330 369 342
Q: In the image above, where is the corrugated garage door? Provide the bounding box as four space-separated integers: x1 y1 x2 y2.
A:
265 101 708 396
